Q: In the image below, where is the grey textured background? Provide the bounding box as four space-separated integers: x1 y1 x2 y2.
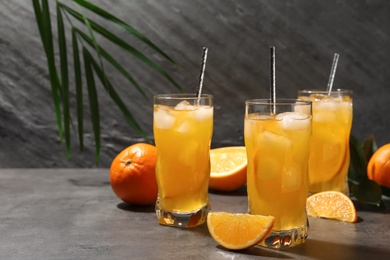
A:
1 0 389 168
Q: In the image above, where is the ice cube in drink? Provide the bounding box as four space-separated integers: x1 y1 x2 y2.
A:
154 106 175 129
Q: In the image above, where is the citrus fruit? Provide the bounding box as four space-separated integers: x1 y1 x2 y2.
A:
306 191 357 222
110 143 158 205
207 212 274 250
308 132 347 184
209 146 247 191
367 143 390 188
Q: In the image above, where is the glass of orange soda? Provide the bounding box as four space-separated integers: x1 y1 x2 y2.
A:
153 93 213 228
298 89 353 195
244 99 312 249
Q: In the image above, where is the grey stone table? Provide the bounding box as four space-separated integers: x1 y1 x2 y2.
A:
1 169 389 260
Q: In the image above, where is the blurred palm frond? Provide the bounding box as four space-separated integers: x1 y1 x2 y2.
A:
32 0 182 163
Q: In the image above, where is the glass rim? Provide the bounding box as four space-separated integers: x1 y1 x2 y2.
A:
245 98 312 106
154 93 213 100
298 89 352 94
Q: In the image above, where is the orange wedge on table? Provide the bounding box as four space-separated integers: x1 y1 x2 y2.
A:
207 212 274 250
306 191 357 223
209 146 247 191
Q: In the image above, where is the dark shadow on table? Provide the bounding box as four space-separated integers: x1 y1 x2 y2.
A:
117 202 155 213
353 199 390 214
212 239 390 259
185 222 211 236
222 246 295 259
291 239 390 260
209 185 247 196
68 178 110 187
354 216 364 223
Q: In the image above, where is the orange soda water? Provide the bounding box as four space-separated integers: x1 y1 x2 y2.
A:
298 90 352 194
244 99 311 249
153 95 213 218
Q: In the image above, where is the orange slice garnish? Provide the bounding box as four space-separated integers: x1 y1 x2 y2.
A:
306 191 357 222
207 212 274 250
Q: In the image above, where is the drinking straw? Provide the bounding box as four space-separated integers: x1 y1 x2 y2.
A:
326 53 340 94
196 47 208 101
269 46 276 113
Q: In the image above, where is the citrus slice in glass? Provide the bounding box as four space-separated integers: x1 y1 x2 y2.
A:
309 126 348 184
207 212 274 250
209 146 247 191
306 191 357 222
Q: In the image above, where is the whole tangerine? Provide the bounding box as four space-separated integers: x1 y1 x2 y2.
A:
110 143 158 205
367 143 390 188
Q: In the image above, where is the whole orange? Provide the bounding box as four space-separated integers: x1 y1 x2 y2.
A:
367 143 390 188
110 143 158 205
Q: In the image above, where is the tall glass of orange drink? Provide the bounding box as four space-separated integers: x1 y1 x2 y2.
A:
245 99 312 249
298 89 353 195
153 94 213 228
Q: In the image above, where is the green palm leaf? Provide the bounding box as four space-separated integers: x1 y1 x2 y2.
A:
86 51 146 139
33 0 63 140
72 0 178 64
72 29 84 150
57 3 71 158
59 3 182 90
83 48 101 164
75 2 110 94
74 28 147 98
32 0 182 162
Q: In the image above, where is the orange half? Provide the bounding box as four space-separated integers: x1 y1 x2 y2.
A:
209 146 247 191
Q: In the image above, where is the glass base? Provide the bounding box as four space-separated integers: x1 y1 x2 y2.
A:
259 221 309 249
155 200 210 228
